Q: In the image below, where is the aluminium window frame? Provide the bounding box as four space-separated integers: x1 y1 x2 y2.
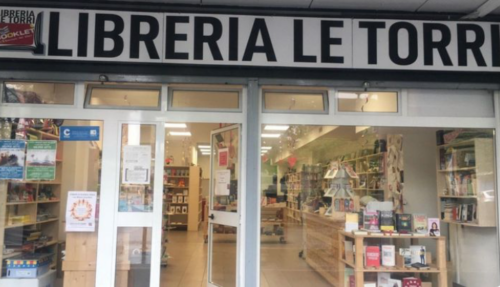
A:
261 88 329 114
1 80 78 108
167 86 243 113
334 88 402 116
84 84 162 111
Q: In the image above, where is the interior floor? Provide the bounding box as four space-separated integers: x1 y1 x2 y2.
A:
161 224 330 287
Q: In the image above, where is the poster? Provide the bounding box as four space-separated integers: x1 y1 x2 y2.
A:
218 148 228 167
25 140 57 181
215 169 231 196
0 140 26 180
66 191 97 232
122 145 151 184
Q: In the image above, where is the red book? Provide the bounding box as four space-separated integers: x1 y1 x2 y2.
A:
403 277 422 287
349 275 355 287
364 246 381 267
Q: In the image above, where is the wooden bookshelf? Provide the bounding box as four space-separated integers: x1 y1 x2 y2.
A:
338 231 447 287
164 165 202 231
436 138 496 227
0 140 63 277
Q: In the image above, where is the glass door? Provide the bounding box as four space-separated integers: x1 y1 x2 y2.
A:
207 124 241 287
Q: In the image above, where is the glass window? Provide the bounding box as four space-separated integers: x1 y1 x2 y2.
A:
260 124 498 287
337 91 398 113
115 227 152 287
169 89 240 111
0 118 102 287
119 124 156 212
263 91 327 113
85 85 161 110
2 82 75 105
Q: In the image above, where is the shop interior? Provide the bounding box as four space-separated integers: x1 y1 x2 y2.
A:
259 124 499 287
0 118 102 287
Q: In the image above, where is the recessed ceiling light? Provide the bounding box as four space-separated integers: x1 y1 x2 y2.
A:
261 133 280 138
201 152 211 155
169 131 191 136
264 125 289 131
200 149 211 152
165 123 187 128
337 92 357 99
261 146 272 150
198 145 211 149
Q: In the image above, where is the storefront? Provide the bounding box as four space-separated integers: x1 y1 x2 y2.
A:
0 4 499 287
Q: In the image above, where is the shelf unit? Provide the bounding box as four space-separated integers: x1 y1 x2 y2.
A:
340 152 388 201
164 166 202 231
338 231 447 287
436 138 496 227
0 129 63 276
285 167 322 224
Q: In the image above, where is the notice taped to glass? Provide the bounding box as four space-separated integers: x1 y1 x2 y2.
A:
0 140 26 179
26 140 57 181
66 191 97 232
122 145 151 184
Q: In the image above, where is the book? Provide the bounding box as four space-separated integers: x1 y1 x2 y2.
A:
349 275 355 287
380 211 395 231
363 211 380 232
428 218 440 236
377 273 391 287
403 277 422 287
345 213 359 232
381 245 395 267
364 246 381 267
396 214 412 233
410 262 430 270
410 245 426 265
399 248 412 267
412 214 428 234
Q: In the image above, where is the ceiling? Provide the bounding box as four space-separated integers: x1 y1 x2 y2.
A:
94 0 500 16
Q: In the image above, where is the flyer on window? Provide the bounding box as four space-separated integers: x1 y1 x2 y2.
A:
0 140 26 180
215 169 231 196
218 148 229 167
122 145 152 184
66 191 97 232
25 140 57 181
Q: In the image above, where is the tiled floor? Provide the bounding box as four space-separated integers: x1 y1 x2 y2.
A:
160 224 331 287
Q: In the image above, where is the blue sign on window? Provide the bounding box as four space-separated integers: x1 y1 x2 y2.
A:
60 126 100 141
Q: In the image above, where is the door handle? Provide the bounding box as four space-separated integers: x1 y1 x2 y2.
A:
208 214 215 220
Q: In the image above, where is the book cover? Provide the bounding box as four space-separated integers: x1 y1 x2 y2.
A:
380 211 395 231
364 246 381 267
377 273 391 287
345 213 359 232
410 246 426 265
381 245 396 267
403 277 422 287
396 214 412 233
399 248 412 267
428 218 440 236
364 211 380 231
412 214 428 234
389 279 402 287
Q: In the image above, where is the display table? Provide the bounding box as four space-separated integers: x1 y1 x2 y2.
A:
303 211 344 287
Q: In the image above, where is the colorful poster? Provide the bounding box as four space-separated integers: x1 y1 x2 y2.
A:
25 140 57 181
215 169 231 196
218 148 228 167
66 191 97 232
0 140 26 180
122 145 151 184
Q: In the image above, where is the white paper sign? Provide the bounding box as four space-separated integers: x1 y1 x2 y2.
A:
122 145 151 184
215 169 231 196
66 191 97 232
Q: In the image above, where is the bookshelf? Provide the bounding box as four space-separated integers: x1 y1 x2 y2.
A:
436 138 496 227
338 231 447 287
285 167 322 224
0 130 63 276
340 152 388 201
163 165 202 231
